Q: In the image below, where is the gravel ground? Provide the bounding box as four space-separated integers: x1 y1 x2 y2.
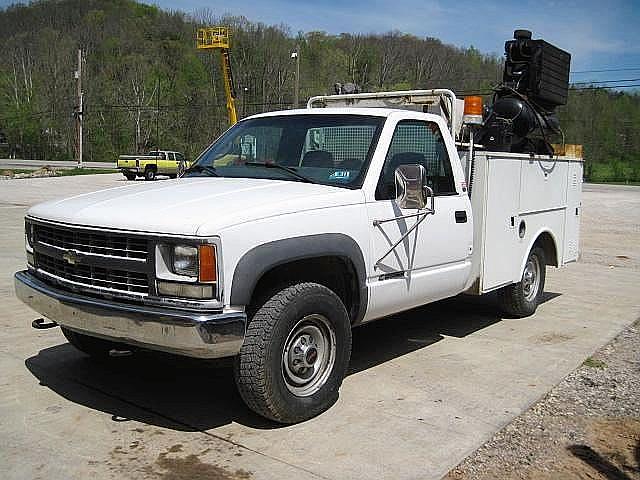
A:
446 318 640 480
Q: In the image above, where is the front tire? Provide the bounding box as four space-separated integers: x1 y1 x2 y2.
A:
498 246 546 317
234 283 352 424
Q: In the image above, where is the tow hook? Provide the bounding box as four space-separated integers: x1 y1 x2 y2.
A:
108 348 133 357
32 318 58 329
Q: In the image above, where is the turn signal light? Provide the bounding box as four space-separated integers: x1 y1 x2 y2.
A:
199 244 217 282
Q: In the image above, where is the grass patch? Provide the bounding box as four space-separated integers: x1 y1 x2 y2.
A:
588 161 640 183
586 181 640 186
582 357 607 369
57 168 118 176
1 169 35 175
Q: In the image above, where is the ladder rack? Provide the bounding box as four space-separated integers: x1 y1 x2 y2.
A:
307 89 462 137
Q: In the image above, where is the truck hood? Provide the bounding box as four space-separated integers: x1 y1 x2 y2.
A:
27 177 365 235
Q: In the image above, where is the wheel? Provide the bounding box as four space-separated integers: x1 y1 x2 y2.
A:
61 327 127 358
123 172 136 181
234 282 352 424
144 167 156 181
498 246 546 317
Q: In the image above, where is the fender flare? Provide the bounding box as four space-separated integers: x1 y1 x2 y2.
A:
518 228 560 280
230 233 368 323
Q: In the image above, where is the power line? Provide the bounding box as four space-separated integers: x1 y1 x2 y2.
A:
572 84 640 90
571 78 640 85
456 83 640 96
570 67 640 74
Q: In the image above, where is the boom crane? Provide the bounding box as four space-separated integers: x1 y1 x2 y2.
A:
196 27 238 125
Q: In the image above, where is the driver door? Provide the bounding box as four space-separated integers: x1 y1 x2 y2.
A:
365 119 473 321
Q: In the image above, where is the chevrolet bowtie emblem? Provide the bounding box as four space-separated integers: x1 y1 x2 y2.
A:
62 249 81 265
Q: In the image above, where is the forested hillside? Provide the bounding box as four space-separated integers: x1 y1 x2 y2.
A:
1 0 638 181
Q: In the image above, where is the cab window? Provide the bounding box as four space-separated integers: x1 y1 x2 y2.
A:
375 120 456 200
214 127 282 166
189 115 384 188
300 125 379 171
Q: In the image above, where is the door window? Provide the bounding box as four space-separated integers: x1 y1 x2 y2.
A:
376 120 456 200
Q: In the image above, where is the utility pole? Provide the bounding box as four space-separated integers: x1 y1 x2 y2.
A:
242 86 249 118
156 77 160 151
74 49 83 168
291 47 300 108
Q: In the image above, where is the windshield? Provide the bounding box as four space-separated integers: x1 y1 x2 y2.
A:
186 114 385 188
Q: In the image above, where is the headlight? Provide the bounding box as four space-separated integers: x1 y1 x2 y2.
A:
172 245 198 277
155 243 218 300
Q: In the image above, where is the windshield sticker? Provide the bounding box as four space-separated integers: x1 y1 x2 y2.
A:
329 170 351 181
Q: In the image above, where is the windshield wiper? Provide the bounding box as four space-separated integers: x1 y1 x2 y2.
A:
245 162 316 184
184 164 219 177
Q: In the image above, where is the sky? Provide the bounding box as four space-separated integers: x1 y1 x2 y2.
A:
2 0 639 87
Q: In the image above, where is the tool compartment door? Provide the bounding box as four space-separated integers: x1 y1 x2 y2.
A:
480 156 522 290
563 161 582 263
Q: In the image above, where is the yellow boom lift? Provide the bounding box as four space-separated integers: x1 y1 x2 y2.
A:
196 27 238 125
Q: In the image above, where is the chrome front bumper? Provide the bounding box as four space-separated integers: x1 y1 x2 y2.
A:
14 271 245 359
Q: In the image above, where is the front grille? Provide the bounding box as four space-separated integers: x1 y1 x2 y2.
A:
30 221 151 297
36 253 149 294
36 223 148 260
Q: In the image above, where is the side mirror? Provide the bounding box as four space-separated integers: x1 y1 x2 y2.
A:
394 164 434 212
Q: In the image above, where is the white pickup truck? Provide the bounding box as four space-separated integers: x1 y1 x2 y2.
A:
15 90 582 423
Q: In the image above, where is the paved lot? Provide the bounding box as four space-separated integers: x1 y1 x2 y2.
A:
1 176 638 480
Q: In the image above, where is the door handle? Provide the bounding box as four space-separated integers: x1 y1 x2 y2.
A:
455 211 467 223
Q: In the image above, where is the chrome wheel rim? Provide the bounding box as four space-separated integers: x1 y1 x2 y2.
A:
522 255 541 301
282 314 336 397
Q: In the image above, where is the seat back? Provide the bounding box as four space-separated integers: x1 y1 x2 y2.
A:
301 150 334 168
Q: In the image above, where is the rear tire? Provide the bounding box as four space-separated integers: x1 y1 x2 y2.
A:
144 167 156 181
234 282 352 424
498 246 546 317
61 327 127 358
123 172 136 181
